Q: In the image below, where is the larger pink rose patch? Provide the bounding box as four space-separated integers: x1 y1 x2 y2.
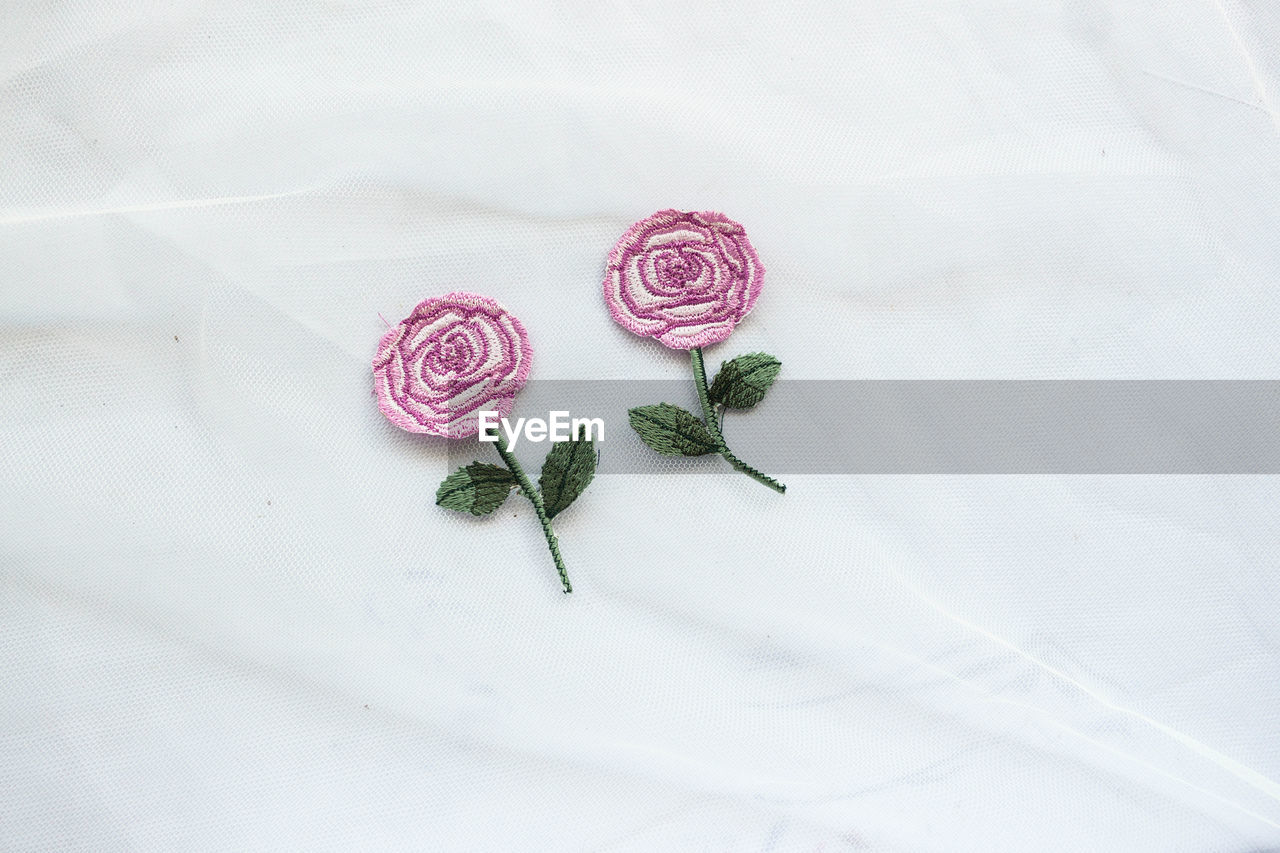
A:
607 210 786 494
603 209 764 350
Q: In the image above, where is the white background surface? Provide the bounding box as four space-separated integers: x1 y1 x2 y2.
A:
4 1 1280 850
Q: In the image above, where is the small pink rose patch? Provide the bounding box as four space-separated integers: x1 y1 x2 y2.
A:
373 292 531 438
374 292 592 593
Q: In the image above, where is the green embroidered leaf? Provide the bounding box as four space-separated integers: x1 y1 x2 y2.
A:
628 404 719 457
708 352 782 409
435 462 517 516
538 427 596 519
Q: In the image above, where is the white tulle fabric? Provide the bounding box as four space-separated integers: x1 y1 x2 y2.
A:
3 2 1280 850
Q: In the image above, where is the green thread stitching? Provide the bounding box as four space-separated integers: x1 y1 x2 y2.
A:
489 427 572 593
435 462 517 515
627 403 718 456
539 425 596 518
708 352 782 409
691 347 787 494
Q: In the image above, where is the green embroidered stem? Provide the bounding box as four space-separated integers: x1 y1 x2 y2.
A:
690 347 786 494
488 427 572 593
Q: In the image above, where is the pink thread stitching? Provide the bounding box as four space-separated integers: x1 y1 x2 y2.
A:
373 292 532 438
603 209 764 349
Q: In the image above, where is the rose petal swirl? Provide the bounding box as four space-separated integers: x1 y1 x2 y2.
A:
373 292 531 438
603 210 764 349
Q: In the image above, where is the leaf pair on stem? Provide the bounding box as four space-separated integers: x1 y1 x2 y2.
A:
628 350 786 494
435 427 596 593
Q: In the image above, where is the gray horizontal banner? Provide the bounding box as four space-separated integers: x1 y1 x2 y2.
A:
448 381 1280 474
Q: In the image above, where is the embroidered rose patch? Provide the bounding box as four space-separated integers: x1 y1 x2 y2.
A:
376 292 593 593
606 211 786 494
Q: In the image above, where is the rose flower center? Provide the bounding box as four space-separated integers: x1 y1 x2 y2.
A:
658 251 703 286
426 332 476 376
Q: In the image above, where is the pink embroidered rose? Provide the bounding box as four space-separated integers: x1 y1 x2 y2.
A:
603 210 765 349
373 292 531 438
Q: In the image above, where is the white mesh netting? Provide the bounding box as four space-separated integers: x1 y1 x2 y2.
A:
3 2 1280 849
